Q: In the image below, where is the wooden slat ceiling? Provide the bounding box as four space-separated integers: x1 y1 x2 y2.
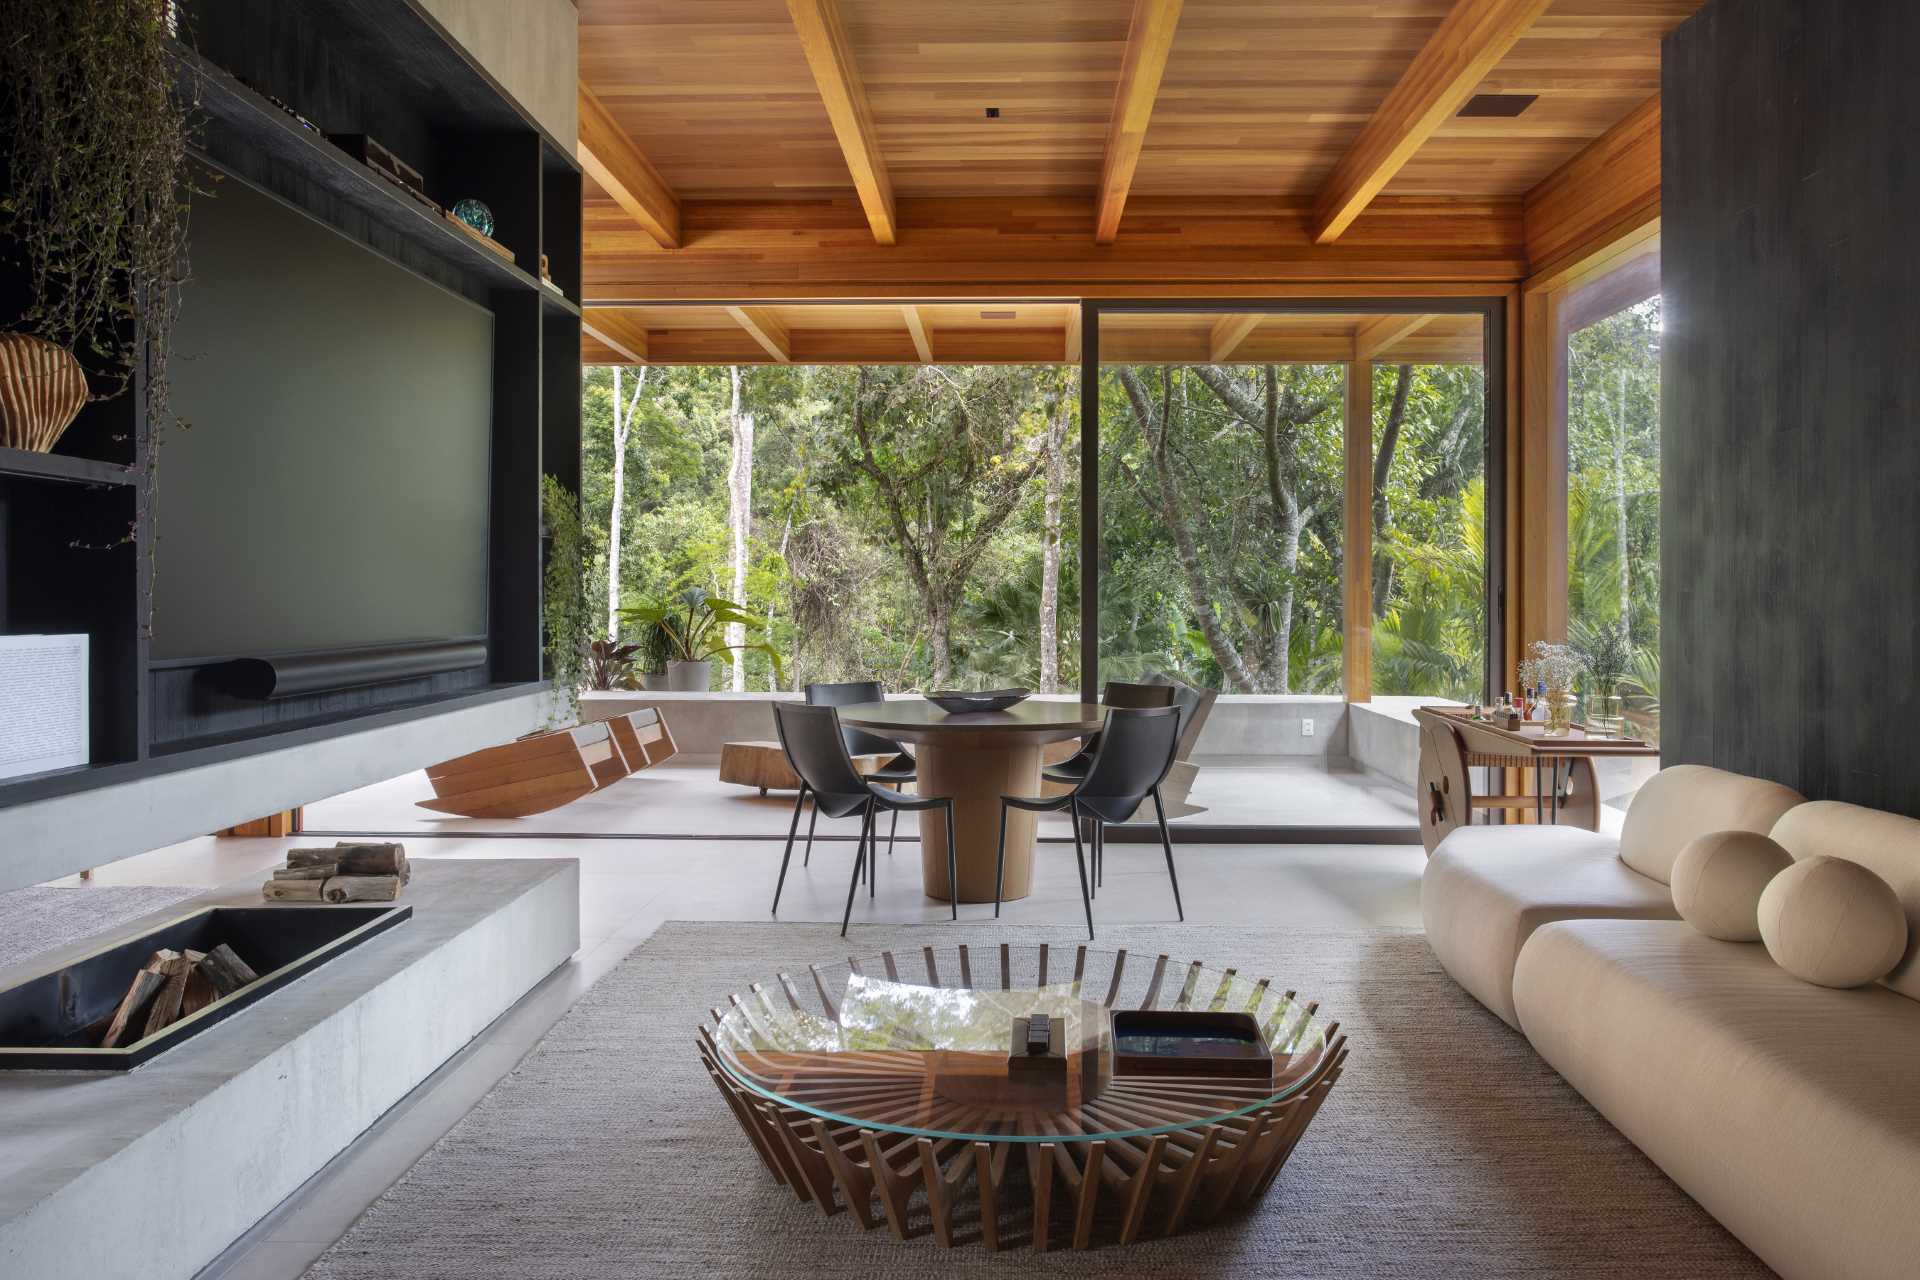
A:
580 1 1694 199
576 0 1698 300
581 304 1483 367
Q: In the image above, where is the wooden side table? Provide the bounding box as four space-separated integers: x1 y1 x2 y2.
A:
718 740 887 795
1413 705 1659 855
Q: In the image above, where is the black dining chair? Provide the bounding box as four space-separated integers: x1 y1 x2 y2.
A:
995 705 1184 940
791 681 916 870
1043 681 1176 888
771 702 956 937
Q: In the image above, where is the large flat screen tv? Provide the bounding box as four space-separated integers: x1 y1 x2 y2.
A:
152 176 493 662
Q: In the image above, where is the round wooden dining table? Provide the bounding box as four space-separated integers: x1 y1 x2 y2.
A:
836 699 1106 903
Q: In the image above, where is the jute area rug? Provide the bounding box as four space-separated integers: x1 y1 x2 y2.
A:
0 884 204 972
305 922 1768 1278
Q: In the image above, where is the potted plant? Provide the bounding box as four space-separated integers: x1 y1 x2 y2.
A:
586 639 642 691
1573 622 1633 736
636 618 679 691
622 591 783 692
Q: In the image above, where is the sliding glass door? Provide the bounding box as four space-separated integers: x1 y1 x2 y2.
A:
1081 303 1499 833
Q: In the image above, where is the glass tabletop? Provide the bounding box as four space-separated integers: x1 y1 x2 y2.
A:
705 944 1335 1143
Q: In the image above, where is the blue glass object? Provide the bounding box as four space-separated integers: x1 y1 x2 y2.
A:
451 198 494 238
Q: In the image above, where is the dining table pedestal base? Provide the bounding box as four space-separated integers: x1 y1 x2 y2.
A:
916 741 1040 903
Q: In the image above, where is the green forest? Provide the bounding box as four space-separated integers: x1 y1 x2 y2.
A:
579 308 1654 707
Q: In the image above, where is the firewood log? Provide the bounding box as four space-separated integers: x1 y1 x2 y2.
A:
180 966 219 1017
334 841 410 882
321 874 402 903
101 968 167 1048
271 863 336 881
263 878 325 902
196 943 258 996
289 842 408 878
141 956 195 1038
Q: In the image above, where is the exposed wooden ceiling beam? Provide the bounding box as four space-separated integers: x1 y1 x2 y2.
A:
1208 313 1262 363
1353 313 1436 363
577 84 681 250
1064 306 1082 363
900 305 933 362
1095 0 1185 244
786 0 897 246
727 306 792 362
581 311 649 364
1310 0 1551 245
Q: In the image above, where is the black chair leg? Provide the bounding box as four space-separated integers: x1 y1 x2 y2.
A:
1152 787 1184 922
1068 801 1095 940
841 804 872 937
888 783 900 857
1095 820 1105 889
944 802 958 921
802 794 820 866
870 801 878 898
993 800 1009 918
773 783 807 916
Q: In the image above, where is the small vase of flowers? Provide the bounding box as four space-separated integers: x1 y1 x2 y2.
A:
1517 641 1584 738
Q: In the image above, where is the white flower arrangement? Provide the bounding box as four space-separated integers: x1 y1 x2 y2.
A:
1516 641 1583 694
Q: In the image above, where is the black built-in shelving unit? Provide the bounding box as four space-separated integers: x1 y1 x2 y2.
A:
0 0 581 807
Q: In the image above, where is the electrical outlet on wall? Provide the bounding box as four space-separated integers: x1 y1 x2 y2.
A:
1302 718 1315 737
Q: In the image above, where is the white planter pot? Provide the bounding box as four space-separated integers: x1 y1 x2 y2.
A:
666 659 712 692
639 671 670 691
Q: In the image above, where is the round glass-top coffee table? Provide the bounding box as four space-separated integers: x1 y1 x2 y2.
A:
697 942 1348 1251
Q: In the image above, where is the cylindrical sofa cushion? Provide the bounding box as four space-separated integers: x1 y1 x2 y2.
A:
1616 765 1804 885
1670 830 1794 941
1770 801 1920 1002
1758 855 1909 989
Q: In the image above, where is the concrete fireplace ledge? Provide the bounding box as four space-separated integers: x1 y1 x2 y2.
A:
0 858 579 1280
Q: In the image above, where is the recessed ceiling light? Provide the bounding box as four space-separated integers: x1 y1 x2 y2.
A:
1457 93 1537 118
984 107 1001 119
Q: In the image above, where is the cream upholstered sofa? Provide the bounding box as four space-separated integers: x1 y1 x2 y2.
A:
1421 764 1803 1027
1426 773 1920 1280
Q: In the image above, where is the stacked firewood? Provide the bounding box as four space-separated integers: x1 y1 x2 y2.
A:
263 841 411 903
101 943 258 1048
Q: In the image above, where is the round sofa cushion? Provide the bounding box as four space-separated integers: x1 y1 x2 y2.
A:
1758 855 1910 988
1670 830 1794 941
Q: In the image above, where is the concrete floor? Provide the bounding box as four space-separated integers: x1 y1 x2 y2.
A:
49 766 1427 1280
289 756 1417 839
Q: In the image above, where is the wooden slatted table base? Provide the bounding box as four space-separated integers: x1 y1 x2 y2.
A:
697 965 1348 1253
700 1043 1346 1251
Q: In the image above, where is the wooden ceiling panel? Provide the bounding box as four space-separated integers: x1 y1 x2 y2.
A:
578 0 851 197
839 1 1132 197
1131 1 1454 198
1385 0 1699 196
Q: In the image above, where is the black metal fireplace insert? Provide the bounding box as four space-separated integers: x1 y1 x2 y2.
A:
0 904 411 1070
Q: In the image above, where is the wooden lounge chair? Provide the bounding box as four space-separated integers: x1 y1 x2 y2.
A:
417 708 678 818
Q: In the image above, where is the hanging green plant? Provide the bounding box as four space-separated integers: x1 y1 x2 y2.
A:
541 475 590 723
0 0 195 582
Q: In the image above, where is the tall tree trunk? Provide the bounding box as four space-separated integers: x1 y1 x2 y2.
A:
725 367 754 691
1267 509 1308 693
1614 367 1631 627
606 365 647 639
928 595 953 687
1118 368 1260 692
1037 395 1071 692
1370 364 1412 616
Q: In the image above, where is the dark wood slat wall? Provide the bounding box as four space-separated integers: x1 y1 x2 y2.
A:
1663 0 1920 812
